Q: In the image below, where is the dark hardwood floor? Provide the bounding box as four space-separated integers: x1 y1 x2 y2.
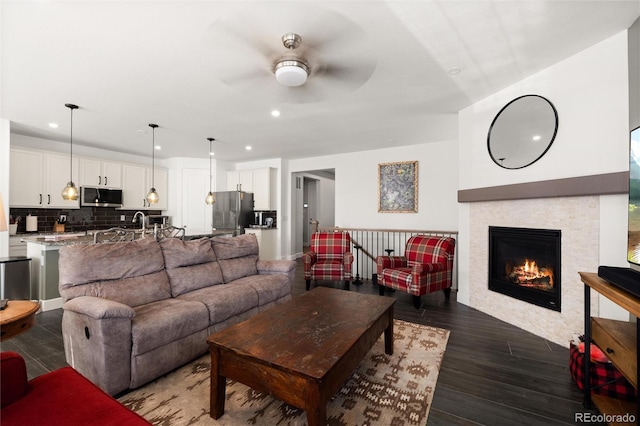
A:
1 260 601 425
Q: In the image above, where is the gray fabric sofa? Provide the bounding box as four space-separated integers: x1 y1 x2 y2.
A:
57 234 295 396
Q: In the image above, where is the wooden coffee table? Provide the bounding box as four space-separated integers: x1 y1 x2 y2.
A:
207 286 395 426
0 300 40 341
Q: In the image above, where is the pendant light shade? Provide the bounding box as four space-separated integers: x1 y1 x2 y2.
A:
146 124 159 205
62 103 79 201
205 137 216 205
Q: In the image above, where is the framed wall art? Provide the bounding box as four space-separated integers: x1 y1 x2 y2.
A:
378 161 418 213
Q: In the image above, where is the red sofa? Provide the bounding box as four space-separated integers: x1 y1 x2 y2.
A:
0 351 150 425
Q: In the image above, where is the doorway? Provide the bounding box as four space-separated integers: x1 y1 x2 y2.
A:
292 169 335 258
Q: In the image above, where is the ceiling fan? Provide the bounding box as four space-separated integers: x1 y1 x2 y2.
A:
204 6 377 103
273 32 311 87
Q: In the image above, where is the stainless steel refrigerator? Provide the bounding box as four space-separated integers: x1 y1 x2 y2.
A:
211 191 254 235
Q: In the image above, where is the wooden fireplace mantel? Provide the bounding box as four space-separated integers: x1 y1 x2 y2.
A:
458 172 628 203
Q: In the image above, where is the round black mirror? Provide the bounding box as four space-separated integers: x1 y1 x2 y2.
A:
487 95 558 169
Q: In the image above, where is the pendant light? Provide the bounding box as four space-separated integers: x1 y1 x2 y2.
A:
146 124 159 205
61 103 79 200
205 138 216 205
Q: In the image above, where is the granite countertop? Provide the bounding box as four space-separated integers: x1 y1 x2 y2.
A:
21 234 97 246
22 228 235 246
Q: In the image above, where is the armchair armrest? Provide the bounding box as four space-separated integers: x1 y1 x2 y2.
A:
1 352 28 408
63 296 135 320
411 262 447 274
343 251 354 265
376 256 407 274
301 251 318 271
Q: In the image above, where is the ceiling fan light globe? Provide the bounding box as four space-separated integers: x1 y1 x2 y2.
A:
275 62 308 87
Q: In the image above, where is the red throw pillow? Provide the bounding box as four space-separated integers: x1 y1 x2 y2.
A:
578 341 610 363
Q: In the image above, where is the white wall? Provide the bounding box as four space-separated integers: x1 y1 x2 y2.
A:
0 120 10 257
458 30 632 338
460 31 629 192
287 140 459 258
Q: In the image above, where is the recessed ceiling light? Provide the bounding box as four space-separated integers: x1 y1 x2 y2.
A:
155 145 161 150
209 151 215 156
245 146 252 151
271 110 280 117
532 135 541 141
48 123 58 128
447 67 462 75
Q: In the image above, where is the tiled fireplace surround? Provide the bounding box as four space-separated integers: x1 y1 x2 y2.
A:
469 196 599 346
461 172 627 346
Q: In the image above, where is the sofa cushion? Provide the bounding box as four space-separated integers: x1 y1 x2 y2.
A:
160 237 216 269
177 283 259 324
59 238 170 306
211 234 258 283
160 238 224 296
59 238 164 286
132 299 209 355
232 274 292 306
60 270 172 308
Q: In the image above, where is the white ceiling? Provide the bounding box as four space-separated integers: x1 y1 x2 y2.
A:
2 1 639 162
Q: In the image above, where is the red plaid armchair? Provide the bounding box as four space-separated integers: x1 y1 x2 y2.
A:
302 231 354 290
376 235 455 309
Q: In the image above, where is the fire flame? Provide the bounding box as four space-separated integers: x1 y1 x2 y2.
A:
511 258 554 287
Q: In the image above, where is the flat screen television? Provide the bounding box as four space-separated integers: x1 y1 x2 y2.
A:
598 125 640 296
628 125 640 269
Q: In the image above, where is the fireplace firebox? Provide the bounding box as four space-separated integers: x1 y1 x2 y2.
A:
488 226 561 312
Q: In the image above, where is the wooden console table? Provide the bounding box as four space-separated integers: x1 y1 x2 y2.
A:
0 300 40 341
580 272 639 424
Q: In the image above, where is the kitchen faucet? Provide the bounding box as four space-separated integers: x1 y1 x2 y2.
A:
132 211 146 237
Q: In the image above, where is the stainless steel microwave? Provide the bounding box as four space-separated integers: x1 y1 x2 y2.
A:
80 187 123 207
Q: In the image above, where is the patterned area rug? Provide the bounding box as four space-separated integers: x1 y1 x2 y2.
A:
119 319 450 425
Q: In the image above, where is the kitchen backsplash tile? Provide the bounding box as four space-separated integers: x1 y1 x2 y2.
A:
9 206 161 233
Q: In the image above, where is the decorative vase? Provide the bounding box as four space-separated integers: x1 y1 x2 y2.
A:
9 224 17 235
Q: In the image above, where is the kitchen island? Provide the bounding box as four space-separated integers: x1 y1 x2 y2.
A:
22 234 94 311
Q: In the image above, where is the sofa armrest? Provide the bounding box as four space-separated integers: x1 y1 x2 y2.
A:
61 296 135 395
257 260 296 293
1 352 28 408
257 259 296 274
63 296 135 320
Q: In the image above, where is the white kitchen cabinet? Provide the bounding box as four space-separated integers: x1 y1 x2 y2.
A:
252 168 276 211
10 149 79 209
121 164 146 209
227 168 276 210
10 149 44 207
226 170 254 192
244 228 277 260
9 236 27 257
44 153 82 208
121 164 168 210
79 158 122 188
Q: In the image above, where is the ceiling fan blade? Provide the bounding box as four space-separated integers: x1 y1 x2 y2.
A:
296 9 369 54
